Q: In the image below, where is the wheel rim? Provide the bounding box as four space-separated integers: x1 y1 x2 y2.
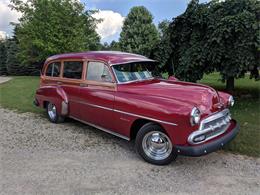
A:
47 103 57 120
142 131 172 161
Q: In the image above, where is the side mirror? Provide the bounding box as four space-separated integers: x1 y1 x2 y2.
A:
168 76 178 81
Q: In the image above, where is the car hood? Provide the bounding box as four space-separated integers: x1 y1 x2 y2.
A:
117 79 221 114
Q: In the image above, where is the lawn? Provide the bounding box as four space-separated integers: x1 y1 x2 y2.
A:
0 74 259 157
0 76 42 114
199 73 260 157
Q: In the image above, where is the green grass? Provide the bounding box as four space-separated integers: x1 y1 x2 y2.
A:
0 76 43 114
199 73 260 157
0 74 259 157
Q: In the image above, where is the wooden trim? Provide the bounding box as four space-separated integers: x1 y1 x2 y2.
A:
85 80 116 89
42 58 117 90
44 60 62 77
61 59 85 81
85 59 116 83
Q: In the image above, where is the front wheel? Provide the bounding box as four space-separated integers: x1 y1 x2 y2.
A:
135 123 177 165
46 102 64 123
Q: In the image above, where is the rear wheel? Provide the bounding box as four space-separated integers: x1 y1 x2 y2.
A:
46 102 64 123
135 123 177 165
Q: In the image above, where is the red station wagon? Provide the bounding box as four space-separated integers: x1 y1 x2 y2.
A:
34 51 239 165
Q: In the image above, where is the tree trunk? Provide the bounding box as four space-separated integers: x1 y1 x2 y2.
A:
226 77 234 92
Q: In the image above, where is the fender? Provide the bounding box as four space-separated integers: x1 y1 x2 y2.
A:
35 85 69 116
218 91 231 107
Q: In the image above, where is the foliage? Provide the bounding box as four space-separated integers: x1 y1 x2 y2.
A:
5 37 24 75
0 40 7 75
151 20 173 74
101 41 121 51
168 0 212 82
119 6 159 57
164 0 259 90
10 0 100 71
206 0 259 90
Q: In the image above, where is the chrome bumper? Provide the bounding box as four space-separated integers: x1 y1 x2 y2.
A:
175 121 239 157
188 109 231 145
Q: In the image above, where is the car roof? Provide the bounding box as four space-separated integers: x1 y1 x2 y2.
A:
45 51 155 66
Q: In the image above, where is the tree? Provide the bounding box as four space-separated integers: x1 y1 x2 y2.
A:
168 0 211 82
151 20 173 75
119 6 159 57
101 41 120 51
0 40 7 75
5 37 23 75
165 0 259 90
109 41 121 51
10 0 100 73
206 0 259 91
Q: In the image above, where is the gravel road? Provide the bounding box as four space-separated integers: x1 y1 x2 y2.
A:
0 108 259 195
0 77 12 84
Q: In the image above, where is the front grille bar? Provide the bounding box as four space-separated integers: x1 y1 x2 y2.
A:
188 109 231 145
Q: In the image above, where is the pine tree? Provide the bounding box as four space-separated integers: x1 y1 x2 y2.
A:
119 6 159 57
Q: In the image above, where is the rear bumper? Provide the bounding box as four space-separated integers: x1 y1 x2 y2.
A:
175 121 239 157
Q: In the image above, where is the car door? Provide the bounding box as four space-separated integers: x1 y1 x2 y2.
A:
59 60 84 119
79 61 116 131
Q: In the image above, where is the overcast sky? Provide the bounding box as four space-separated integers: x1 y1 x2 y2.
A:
0 0 208 42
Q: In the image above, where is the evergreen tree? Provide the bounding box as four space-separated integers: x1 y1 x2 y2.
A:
119 6 159 57
0 40 7 75
5 37 22 75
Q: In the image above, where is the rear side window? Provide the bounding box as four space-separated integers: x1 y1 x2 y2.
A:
63 61 83 79
45 62 61 77
86 62 112 82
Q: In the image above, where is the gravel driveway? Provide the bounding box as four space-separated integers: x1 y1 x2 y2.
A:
0 108 259 195
0 77 12 84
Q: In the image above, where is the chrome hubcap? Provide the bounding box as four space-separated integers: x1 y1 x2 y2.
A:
142 131 172 161
47 103 57 120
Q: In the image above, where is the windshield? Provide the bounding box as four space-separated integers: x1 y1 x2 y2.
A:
112 61 159 83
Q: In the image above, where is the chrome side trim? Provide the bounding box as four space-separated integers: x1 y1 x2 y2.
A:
75 100 114 111
71 100 178 126
70 116 130 141
114 109 177 126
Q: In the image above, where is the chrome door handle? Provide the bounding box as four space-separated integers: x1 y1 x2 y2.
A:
57 81 63 85
80 83 88 87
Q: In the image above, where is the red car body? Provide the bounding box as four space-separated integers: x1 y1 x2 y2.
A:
34 51 239 160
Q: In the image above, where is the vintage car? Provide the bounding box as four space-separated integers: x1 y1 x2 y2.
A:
34 51 239 165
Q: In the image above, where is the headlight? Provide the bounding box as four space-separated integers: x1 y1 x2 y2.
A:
228 96 234 107
190 107 201 126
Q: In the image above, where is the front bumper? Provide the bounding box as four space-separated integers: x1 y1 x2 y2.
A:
175 121 239 157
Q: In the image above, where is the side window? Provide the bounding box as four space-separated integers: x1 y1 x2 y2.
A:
45 62 61 77
86 62 112 82
63 61 83 79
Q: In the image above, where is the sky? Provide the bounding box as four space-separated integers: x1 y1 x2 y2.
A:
0 0 208 42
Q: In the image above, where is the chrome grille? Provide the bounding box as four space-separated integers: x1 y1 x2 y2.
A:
188 109 231 145
201 109 231 138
